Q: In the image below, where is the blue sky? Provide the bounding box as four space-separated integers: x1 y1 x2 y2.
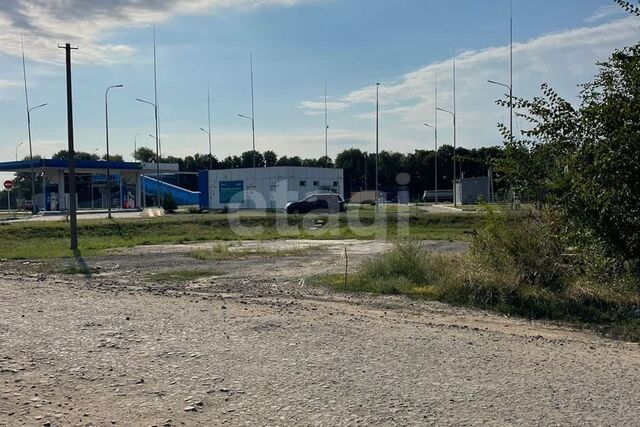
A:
0 0 639 168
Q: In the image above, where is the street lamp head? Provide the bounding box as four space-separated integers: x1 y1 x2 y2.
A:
32 102 47 110
114 84 124 88
200 127 207 133
488 80 511 91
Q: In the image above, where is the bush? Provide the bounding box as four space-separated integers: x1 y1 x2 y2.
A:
320 211 640 340
471 208 567 290
162 193 178 213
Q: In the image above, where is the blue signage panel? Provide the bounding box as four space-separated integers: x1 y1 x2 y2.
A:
219 181 244 204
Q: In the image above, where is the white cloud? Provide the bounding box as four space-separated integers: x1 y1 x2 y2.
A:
0 78 21 89
0 0 321 64
586 5 626 23
300 17 640 151
299 100 350 116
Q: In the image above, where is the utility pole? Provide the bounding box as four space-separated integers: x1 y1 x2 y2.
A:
375 82 380 211
59 42 79 251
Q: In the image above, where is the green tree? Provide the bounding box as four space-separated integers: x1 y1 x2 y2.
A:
614 0 640 16
263 150 278 167
102 153 124 162
240 151 264 168
497 42 640 264
133 147 156 162
52 150 99 161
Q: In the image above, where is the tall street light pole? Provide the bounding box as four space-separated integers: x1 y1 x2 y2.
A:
134 133 140 161
200 127 212 169
105 84 123 219
363 151 368 191
424 123 438 204
26 103 46 203
200 83 213 170
489 0 514 146
207 83 213 169
488 79 513 142
238 114 255 167
375 82 380 210
249 54 256 168
437 106 456 206
22 37 47 210
325 79 329 165
137 98 161 207
15 142 24 161
510 0 513 146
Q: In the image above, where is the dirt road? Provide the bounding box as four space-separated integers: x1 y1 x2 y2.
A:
1 240 639 426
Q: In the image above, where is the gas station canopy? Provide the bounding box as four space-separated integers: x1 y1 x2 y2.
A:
0 159 179 212
0 159 178 174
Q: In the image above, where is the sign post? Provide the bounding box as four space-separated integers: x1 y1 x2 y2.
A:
4 180 13 213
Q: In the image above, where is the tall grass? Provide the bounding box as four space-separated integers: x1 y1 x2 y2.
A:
323 210 640 341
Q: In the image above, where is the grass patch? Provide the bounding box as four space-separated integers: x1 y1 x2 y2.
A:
0 210 481 259
146 270 224 283
189 242 324 261
318 230 640 342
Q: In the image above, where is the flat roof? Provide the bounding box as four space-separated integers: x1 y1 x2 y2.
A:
0 159 142 172
0 159 179 173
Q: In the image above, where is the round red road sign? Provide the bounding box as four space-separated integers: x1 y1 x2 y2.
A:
3 180 13 190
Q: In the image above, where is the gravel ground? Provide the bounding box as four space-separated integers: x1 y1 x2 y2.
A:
1 240 639 426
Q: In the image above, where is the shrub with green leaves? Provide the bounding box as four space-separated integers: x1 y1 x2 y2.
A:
162 193 178 213
497 42 640 269
471 209 566 290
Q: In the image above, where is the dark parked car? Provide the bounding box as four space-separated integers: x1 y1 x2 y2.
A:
285 193 346 214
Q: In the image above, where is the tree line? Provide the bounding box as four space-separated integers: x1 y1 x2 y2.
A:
5 144 505 202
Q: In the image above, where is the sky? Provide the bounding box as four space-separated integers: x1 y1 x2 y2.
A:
0 0 639 170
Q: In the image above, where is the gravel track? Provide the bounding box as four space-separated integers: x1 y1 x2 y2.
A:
1 240 639 426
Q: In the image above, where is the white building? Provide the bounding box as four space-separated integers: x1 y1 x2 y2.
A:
198 167 344 210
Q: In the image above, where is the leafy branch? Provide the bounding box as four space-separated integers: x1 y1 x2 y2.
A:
613 0 640 16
